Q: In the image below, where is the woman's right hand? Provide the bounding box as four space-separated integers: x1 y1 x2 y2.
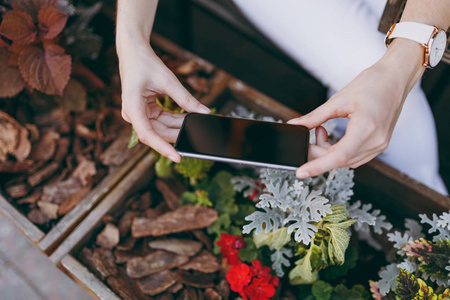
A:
117 42 210 163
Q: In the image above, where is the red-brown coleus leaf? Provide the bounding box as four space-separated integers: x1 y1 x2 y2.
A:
19 44 71 96
8 52 20 66
9 43 32 54
12 0 59 21
0 10 37 45
0 38 8 47
0 48 25 98
38 6 68 40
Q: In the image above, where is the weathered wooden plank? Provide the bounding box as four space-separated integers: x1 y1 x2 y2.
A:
50 152 158 264
0 194 44 243
38 147 149 254
59 255 120 300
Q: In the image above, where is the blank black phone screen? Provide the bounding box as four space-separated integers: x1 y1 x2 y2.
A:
175 113 309 168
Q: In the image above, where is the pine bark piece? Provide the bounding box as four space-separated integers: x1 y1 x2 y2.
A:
96 223 120 249
204 288 222 300
118 210 140 238
53 137 70 162
34 107 71 134
132 204 218 238
0 110 31 162
176 270 215 288
0 160 34 173
130 191 153 211
27 208 48 225
28 131 59 161
99 128 143 166
155 293 175 300
167 282 184 294
75 123 97 140
58 185 91 215
192 230 212 251
72 159 96 186
178 287 200 300
126 250 189 278
25 123 40 142
114 249 140 264
217 280 231 300
27 161 59 187
106 274 147 300
37 201 59 220
137 270 177 296
41 176 82 204
116 236 137 251
17 190 42 205
155 179 186 210
179 250 220 273
91 248 118 279
148 239 202 257
5 182 29 199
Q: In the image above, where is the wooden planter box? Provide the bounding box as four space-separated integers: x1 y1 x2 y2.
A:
0 33 227 256
0 147 148 254
53 152 158 300
53 68 449 300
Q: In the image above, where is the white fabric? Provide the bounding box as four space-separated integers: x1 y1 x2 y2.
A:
232 0 448 195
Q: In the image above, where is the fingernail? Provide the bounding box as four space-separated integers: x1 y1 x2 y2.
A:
287 118 299 124
168 154 180 163
198 105 210 114
296 170 309 178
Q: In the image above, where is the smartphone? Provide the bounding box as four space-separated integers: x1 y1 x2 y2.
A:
174 113 309 171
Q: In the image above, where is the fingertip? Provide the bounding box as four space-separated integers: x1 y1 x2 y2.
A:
287 117 301 124
197 104 211 114
296 169 310 179
168 153 181 163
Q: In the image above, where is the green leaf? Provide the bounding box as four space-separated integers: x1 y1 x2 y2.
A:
323 204 350 223
207 213 231 236
310 244 327 271
289 249 319 285
179 192 198 206
331 284 368 300
207 171 236 205
234 203 256 226
324 219 357 265
312 280 333 300
175 157 214 186
155 155 174 178
239 237 258 262
253 228 291 251
228 225 242 236
196 190 213 207
127 127 139 149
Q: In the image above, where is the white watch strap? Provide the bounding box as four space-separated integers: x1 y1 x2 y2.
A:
388 22 436 45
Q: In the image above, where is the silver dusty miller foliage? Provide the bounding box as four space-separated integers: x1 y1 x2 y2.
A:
228 106 392 276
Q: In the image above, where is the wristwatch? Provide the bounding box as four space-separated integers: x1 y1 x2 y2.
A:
385 22 447 68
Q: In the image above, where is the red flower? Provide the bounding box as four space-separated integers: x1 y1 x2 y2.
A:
227 263 252 293
250 260 273 282
245 278 276 300
216 233 246 265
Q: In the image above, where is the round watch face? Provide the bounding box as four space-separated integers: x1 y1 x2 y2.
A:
429 30 447 67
